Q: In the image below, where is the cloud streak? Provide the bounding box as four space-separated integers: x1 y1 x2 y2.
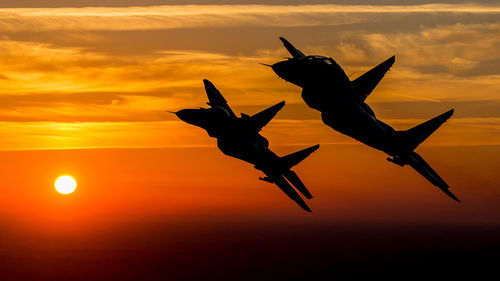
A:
0 3 498 149
0 4 499 31
0 117 499 151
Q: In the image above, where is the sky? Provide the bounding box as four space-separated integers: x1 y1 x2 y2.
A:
0 1 499 280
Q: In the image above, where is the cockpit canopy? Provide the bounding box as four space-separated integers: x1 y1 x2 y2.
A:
207 106 231 118
305 55 336 65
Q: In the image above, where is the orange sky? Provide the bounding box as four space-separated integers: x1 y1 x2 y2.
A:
0 0 498 233
0 4 498 149
0 2 499 280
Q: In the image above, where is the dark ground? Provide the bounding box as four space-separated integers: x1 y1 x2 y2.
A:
1 220 499 280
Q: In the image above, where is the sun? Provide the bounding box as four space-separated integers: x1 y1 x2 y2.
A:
55 175 77 194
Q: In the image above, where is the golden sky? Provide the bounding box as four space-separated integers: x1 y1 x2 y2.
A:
0 2 498 149
0 3 499 280
0 1 498 225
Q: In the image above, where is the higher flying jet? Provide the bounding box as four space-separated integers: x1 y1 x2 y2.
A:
269 37 459 201
175 79 319 211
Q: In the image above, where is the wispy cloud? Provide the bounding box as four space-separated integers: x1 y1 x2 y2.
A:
0 4 499 31
0 3 498 149
0 116 499 151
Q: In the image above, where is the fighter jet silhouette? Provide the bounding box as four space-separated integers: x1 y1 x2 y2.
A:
175 79 319 211
270 37 459 202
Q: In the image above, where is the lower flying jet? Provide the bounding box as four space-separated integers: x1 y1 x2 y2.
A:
269 37 459 201
175 79 319 211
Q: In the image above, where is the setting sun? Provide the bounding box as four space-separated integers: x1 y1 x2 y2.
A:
0 1 498 280
55 175 77 194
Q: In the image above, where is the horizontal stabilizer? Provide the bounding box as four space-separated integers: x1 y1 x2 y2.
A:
404 109 454 151
352 56 395 101
273 174 312 212
280 144 320 170
279 37 306 59
203 79 236 117
248 101 285 132
407 152 460 202
283 170 313 199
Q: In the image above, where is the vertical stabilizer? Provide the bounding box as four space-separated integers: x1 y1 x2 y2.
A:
203 79 236 118
406 152 460 202
283 170 313 199
279 37 306 59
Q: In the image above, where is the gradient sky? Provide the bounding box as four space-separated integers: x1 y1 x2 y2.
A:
0 2 498 149
0 1 499 280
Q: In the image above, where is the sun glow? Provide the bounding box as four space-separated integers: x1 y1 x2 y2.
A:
55 175 77 194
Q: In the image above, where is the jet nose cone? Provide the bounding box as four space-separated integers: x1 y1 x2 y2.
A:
271 61 283 72
271 61 287 77
175 109 192 122
176 109 205 126
272 60 301 85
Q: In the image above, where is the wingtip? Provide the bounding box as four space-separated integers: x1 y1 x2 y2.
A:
203 79 213 86
295 197 312 212
203 79 218 90
275 100 286 110
272 100 286 111
304 193 314 200
268 100 285 111
442 188 461 202
441 109 454 120
385 55 396 66
450 194 461 203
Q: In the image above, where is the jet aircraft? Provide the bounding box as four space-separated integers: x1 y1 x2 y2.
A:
175 79 319 211
270 37 459 201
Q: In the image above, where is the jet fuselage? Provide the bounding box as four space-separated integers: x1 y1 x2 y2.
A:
176 107 279 167
272 56 401 155
175 79 319 211
270 38 457 201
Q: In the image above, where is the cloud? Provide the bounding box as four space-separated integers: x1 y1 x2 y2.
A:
0 3 498 150
0 38 300 123
329 22 500 70
0 4 499 32
0 39 271 93
0 116 498 151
